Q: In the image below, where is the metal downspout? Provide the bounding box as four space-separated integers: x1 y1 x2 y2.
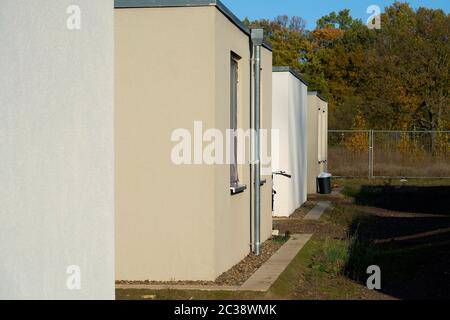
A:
251 29 264 256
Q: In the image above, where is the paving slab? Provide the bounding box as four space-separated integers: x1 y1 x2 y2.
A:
304 201 331 220
239 234 313 292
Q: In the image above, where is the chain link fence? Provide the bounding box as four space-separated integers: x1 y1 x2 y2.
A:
328 130 450 178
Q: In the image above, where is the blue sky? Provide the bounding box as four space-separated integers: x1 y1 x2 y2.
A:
221 0 450 30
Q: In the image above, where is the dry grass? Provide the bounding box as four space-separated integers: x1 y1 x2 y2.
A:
329 146 450 177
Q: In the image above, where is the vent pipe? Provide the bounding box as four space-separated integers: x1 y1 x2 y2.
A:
251 28 264 256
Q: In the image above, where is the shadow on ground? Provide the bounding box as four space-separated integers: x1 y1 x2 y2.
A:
353 185 450 215
344 184 450 299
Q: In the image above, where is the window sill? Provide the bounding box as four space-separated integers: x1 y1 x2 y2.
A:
230 184 247 195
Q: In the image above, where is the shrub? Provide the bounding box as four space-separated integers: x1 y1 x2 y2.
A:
345 236 383 282
310 237 350 276
272 232 291 244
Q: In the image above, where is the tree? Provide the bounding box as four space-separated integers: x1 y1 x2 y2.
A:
245 3 450 132
315 2 449 131
244 16 328 95
344 111 369 155
316 9 354 30
360 2 450 132
311 16 372 118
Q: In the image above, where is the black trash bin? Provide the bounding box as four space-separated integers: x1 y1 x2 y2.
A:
317 172 332 194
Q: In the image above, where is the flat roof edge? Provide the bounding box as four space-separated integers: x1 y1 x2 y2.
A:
115 0 216 8
273 66 309 86
317 94 328 103
114 0 272 51
308 90 328 103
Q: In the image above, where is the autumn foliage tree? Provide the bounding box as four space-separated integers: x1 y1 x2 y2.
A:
244 2 450 135
344 111 369 155
244 16 328 95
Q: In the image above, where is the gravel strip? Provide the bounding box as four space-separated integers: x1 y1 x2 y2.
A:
215 238 285 286
116 238 286 287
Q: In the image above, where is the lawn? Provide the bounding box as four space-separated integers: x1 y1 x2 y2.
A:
116 178 450 300
116 235 385 300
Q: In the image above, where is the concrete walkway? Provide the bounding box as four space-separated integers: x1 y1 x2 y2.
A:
304 201 331 220
239 234 313 292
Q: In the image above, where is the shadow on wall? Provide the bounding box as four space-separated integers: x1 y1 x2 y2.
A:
343 185 450 299
353 185 450 215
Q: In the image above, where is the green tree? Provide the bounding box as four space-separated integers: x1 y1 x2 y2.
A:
245 2 450 133
244 16 328 95
360 2 450 132
316 9 354 30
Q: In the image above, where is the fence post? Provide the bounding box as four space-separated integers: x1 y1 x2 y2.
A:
369 130 374 179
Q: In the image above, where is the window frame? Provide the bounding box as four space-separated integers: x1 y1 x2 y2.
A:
229 52 246 195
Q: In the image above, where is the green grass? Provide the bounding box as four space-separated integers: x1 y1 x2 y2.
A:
335 179 450 298
116 288 266 300
310 237 350 275
271 233 291 244
117 178 450 300
335 177 450 189
322 204 368 227
116 234 380 300
338 178 450 215
271 235 380 300
337 178 450 202
269 237 319 297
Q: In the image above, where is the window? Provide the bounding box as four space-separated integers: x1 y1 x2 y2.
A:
230 54 239 187
230 52 246 195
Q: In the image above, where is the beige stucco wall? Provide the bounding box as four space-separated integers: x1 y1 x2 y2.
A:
320 100 328 172
319 99 329 173
213 11 272 275
115 7 216 281
307 93 329 193
307 93 320 194
213 9 251 277
116 6 272 281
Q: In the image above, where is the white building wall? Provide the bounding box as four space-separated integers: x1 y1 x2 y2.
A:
297 78 308 207
272 71 308 217
0 0 114 299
